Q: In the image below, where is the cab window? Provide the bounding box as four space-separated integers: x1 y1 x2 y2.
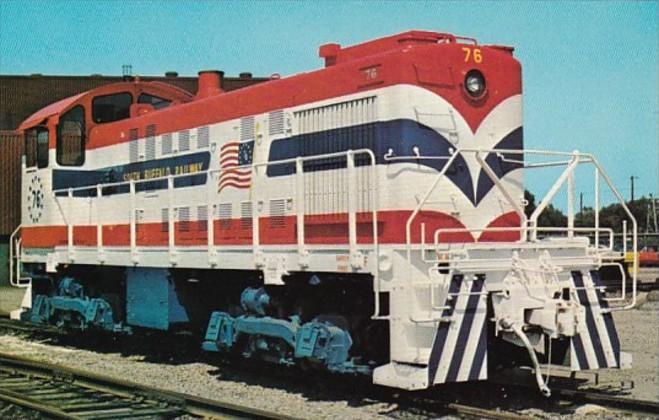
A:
92 92 132 123
138 93 171 110
57 105 85 166
24 127 49 168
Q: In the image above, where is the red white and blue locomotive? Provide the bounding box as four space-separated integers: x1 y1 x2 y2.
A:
11 31 637 394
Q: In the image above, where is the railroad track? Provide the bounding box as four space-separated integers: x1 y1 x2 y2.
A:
0 351 288 419
1 317 657 419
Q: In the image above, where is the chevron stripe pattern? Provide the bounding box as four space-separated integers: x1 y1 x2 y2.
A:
570 270 621 370
428 275 488 384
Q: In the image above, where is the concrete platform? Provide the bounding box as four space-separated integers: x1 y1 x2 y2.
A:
0 286 26 316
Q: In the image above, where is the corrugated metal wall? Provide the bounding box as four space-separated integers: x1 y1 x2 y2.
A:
0 130 22 236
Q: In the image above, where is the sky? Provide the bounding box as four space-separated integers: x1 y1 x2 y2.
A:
0 0 657 208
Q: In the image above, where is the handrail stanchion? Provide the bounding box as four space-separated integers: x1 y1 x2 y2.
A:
252 167 260 260
594 167 600 248
347 150 357 265
295 157 306 261
67 188 74 261
129 180 137 262
96 184 103 261
207 172 215 265
567 170 575 238
167 175 176 264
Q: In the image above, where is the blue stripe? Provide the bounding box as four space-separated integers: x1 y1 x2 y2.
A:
52 152 211 196
572 271 608 368
445 276 485 382
267 119 522 206
571 334 590 370
590 270 621 367
427 275 463 383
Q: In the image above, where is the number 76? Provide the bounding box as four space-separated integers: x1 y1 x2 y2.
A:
462 47 483 63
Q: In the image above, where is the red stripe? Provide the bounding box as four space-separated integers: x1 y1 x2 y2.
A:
221 141 240 150
220 156 239 166
22 210 523 250
220 168 251 176
220 148 239 157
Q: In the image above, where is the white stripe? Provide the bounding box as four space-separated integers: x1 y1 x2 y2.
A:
456 293 487 381
479 354 487 379
433 280 470 384
583 272 617 367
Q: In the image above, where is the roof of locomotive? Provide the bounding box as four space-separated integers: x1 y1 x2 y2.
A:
17 80 194 131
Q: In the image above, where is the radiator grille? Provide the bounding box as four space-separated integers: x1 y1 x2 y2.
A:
268 110 284 135
179 129 190 152
219 203 232 229
197 126 210 149
129 128 139 163
178 206 190 232
295 96 377 135
145 125 156 160
197 205 208 231
240 117 255 141
269 199 286 228
240 201 252 229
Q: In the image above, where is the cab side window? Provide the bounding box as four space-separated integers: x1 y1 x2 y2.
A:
138 93 171 110
57 106 85 166
25 127 49 168
92 92 132 123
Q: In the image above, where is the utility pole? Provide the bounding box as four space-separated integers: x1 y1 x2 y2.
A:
630 176 638 202
651 193 658 233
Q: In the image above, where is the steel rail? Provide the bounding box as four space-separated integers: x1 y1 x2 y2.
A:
0 351 292 419
553 387 659 415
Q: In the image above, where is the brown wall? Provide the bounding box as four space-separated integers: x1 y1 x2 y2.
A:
0 131 22 236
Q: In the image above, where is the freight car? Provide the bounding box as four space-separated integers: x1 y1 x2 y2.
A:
10 31 638 395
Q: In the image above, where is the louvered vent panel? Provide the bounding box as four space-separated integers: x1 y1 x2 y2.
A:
295 96 377 135
240 201 252 229
178 206 190 232
161 208 169 232
197 205 208 231
197 126 210 149
268 110 284 135
219 203 232 229
162 133 173 155
269 199 286 228
129 128 139 163
240 117 255 141
179 129 190 152
145 125 156 160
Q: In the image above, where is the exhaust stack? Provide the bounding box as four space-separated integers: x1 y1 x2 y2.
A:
196 70 224 98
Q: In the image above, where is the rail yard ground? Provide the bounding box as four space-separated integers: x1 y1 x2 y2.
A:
0 269 657 419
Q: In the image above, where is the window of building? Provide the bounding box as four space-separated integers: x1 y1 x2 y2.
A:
138 93 171 110
57 105 85 166
24 127 49 168
92 92 132 123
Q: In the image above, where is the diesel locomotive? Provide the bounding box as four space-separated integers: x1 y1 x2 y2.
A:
11 31 637 395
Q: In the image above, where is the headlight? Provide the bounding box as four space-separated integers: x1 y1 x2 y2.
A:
464 70 486 97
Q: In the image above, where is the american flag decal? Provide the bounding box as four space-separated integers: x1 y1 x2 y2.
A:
218 140 254 193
